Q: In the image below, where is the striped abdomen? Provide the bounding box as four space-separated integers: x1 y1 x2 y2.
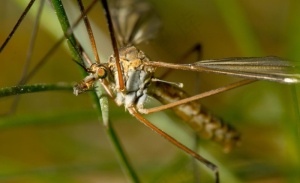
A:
149 81 240 152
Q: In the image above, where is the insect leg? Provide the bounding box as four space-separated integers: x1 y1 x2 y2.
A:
128 106 219 183
142 79 255 114
0 0 36 52
76 0 100 64
100 0 125 91
160 43 203 182
2 0 45 116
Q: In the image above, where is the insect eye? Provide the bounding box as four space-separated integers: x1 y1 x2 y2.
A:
97 66 107 78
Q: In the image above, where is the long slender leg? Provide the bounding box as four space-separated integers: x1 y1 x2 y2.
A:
141 79 255 114
20 0 98 84
0 0 36 52
2 0 45 116
128 107 219 183
161 43 203 182
192 134 201 183
76 0 100 64
163 43 203 182
192 43 202 183
76 1 140 181
0 1 97 116
100 0 125 91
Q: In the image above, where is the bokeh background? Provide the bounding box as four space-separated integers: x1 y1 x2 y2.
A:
0 0 300 182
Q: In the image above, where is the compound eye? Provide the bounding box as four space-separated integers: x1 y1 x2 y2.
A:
97 66 107 78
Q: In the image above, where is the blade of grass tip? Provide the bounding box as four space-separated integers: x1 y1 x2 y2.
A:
285 1 300 182
212 0 263 56
50 1 139 182
0 83 73 97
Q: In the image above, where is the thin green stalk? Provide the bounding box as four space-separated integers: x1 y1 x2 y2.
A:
93 82 140 182
106 122 140 182
0 83 73 97
50 0 139 182
50 0 83 63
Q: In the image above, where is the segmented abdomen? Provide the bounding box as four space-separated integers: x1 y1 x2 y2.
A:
149 81 240 152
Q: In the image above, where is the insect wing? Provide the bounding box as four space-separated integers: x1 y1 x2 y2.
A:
110 0 161 46
190 56 300 83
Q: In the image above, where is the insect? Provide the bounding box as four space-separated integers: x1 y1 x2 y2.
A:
0 0 300 183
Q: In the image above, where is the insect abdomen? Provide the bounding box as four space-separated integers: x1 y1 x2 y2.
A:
149 81 240 152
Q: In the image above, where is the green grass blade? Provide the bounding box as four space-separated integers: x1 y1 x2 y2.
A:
50 0 83 64
50 1 139 182
0 83 73 97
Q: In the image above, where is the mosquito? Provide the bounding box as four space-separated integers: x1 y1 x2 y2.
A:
1 0 299 182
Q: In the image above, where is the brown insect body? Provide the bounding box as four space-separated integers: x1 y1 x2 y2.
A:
72 0 300 181
75 44 240 151
108 45 156 108
149 81 240 152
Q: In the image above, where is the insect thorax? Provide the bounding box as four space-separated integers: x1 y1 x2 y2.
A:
108 45 156 108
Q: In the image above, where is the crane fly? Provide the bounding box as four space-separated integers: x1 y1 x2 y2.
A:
73 0 300 182
1 0 300 182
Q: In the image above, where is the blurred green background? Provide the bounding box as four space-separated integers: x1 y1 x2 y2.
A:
0 0 300 182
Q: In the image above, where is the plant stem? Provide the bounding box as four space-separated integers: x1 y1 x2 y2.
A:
0 83 73 97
